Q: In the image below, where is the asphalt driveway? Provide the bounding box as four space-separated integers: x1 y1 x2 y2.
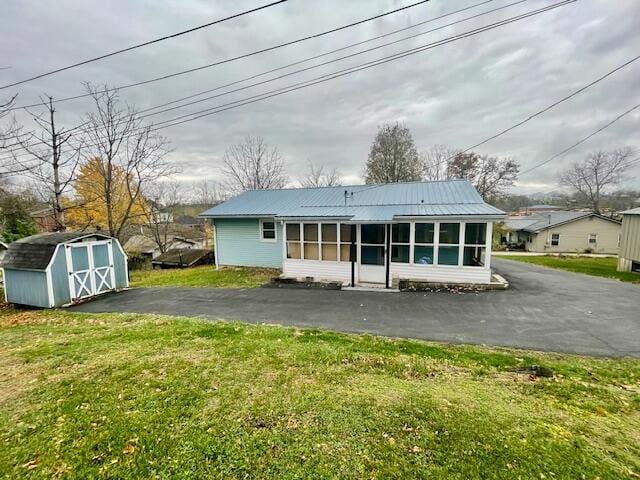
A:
70 259 640 357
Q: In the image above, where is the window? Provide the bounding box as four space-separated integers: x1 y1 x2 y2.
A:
588 233 597 245
391 223 410 263
463 223 487 267
303 223 319 260
286 223 301 259
260 219 276 241
551 233 560 246
361 224 385 265
321 224 338 261
414 223 434 265
340 224 354 262
438 223 460 266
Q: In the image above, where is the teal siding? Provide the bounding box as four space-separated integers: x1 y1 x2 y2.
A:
113 244 128 288
3 269 50 307
51 247 71 306
215 218 283 268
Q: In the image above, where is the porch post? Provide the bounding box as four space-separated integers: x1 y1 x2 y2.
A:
385 223 391 289
350 224 356 287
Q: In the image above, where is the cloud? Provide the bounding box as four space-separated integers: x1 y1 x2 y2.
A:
2 0 639 192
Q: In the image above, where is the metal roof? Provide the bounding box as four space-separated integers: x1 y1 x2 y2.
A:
0 232 113 271
201 180 505 221
504 211 620 233
622 207 640 215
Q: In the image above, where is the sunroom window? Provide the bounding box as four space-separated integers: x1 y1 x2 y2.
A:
339 224 354 262
438 223 460 266
286 223 301 259
391 223 409 263
414 223 434 265
321 224 338 261
303 223 319 260
463 223 487 267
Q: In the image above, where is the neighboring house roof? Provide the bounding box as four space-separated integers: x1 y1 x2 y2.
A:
200 180 505 221
123 235 157 254
152 248 212 267
621 207 640 215
175 215 206 225
504 211 621 233
523 204 562 210
0 232 112 271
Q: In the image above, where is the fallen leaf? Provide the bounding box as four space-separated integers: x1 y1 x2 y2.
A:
122 444 136 455
22 460 38 470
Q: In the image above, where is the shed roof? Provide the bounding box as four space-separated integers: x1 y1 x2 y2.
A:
622 207 640 215
0 232 112 271
152 248 212 267
504 211 620 233
200 180 505 221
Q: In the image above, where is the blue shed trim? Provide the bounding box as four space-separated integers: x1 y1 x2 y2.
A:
214 218 283 268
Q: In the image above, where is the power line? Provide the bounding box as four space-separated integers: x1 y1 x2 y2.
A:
7 0 432 109
520 101 640 175
1 0 518 154
0 0 575 163
0 0 289 90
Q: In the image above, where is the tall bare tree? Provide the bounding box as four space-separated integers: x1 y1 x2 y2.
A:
0 95 37 178
421 145 460 181
560 148 635 213
193 179 226 207
221 136 286 192
80 83 174 238
447 152 519 200
364 122 421 184
12 97 81 231
142 180 184 253
300 161 341 187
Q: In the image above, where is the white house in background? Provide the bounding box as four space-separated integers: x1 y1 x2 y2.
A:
503 211 621 254
200 180 506 288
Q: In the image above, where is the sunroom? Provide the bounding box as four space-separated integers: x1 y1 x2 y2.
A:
281 219 494 287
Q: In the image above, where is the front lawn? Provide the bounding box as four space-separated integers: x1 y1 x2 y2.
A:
130 266 279 288
1 309 639 479
502 255 640 283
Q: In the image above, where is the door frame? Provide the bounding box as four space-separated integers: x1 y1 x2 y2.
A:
358 223 389 286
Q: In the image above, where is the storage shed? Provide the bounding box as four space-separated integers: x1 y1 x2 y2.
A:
1 232 128 307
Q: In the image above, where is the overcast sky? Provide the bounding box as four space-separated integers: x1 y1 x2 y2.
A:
2 0 639 194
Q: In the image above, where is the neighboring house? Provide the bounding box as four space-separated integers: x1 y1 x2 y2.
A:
152 248 213 269
123 232 206 259
0 232 128 307
175 215 209 233
200 180 505 288
30 207 58 232
617 207 640 272
503 211 621 254
516 204 563 216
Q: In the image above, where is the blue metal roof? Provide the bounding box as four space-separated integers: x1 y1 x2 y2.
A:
201 180 505 221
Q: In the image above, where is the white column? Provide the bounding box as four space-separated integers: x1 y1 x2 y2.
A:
409 221 415 264
485 221 493 270
458 222 466 267
433 222 440 265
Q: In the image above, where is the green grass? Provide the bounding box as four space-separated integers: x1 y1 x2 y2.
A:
130 266 279 288
1 309 639 479
503 255 640 283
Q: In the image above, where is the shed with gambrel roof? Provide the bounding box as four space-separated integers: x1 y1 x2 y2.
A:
0 232 128 307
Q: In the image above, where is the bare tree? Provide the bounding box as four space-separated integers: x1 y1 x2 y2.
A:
364 122 421 184
11 97 81 231
421 145 460 181
0 95 37 178
142 180 184 253
193 179 226 206
222 136 287 192
300 161 341 187
560 148 635 213
447 152 519 200
80 83 174 238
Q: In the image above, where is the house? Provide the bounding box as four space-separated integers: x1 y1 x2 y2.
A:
122 224 208 260
29 206 58 232
617 207 640 272
200 180 505 288
517 204 563 216
0 232 128 307
503 211 621 254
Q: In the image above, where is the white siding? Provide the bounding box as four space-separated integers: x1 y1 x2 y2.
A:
390 263 492 284
283 260 353 283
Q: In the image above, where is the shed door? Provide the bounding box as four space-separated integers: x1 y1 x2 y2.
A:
66 241 115 300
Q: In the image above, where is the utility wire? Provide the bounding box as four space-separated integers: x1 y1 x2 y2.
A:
7 0 432 108
0 0 517 154
520 101 640 175
0 0 575 162
0 0 289 90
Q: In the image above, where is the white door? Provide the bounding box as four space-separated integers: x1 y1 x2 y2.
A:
358 224 387 284
66 241 115 300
